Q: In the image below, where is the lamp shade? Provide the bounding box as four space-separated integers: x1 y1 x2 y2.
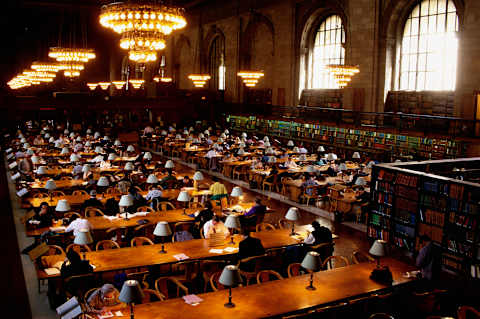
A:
161 130 167 136
85 141 92 147
225 215 241 229
219 265 241 287
287 140 294 147
153 221 172 237
86 129 92 134
20 137 27 143
119 194 134 207
177 191 191 202
95 146 104 154
108 153 117 161
237 148 245 155
124 162 134 171
64 129 69 135
268 156 277 163
114 139 122 146
266 147 274 155
352 152 361 159
355 177 367 186
165 160 175 169
367 161 375 169
45 133 50 138
146 174 158 184
37 166 47 175
119 280 144 304
230 186 243 197
301 251 322 271
103 135 110 141
317 146 325 152
94 132 101 139
74 229 93 245
263 136 269 142
241 132 247 138
44 179 57 191
220 133 226 139
60 147 69 155
204 130 209 135
193 171 204 181
70 154 80 162
338 163 348 171
82 164 91 173
54 141 62 148
175 134 182 140
126 145 135 152
292 147 300 153
49 137 55 143
198 133 205 139
97 176 110 187
285 207 299 221
76 136 82 142
369 240 387 257
264 141 271 147
239 142 246 148
326 153 338 161
55 199 71 212
69 132 75 138
224 129 229 134
183 130 189 135
31 156 40 164
143 152 152 160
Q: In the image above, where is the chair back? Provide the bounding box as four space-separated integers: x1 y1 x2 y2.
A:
131 236 154 247
209 271 225 291
322 255 349 270
352 251 375 264
127 271 150 289
142 289 165 303
47 245 65 256
65 212 82 219
64 273 95 298
52 191 66 197
368 314 395 319
95 240 120 251
157 201 176 211
137 206 155 213
287 263 304 278
72 190 89 196
66 243 91 254
256 270 283 284
133 223 155 239
85 207 104 217
278 219 293 230
256 223 276 232
154 277 189 299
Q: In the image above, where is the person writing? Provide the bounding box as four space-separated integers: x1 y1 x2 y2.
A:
87 283 124 314
303 221 334 261
203 215 229 239
31 202 55 228
244 198 266 217
195 201 214 230
60 250 93 279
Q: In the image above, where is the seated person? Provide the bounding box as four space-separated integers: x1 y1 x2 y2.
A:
181 175 193 188
60 250 93 279
205 148 217 158
82 190 103 210
33 135 44 145
104 197 119 216
195 201 214 230
325 164 336 177
203 215 229 239
260 151 270 164
244 198 267 217
30 202 55 228
87 283 123 314
298 146 308 154
303 221 333 261
160 171 177 189
209 177 228 200
238 228 265 272
284 156 298 169
128 186 146 208
145 184 163 201
355 187 370 222
65 215 93 236
301 175 318 195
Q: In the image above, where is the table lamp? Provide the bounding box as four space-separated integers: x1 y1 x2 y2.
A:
317 146 325 153
31 156 40 165
143 152 152 161
292 146 299 153
119 280 144 319
119 195 134 220
338 163 348 171
352 152 361 160
264 141 271 147
218 138 224 143
224 129 229 135
177 191 191 215
355 177 367 186
94 132 101 139
165 160 175 169
301 251 322 290
108 153 117 161
49 137 55 143
367 161 375 169
175 134 182 140
55 199 71 213
64 129 70 135
60 147 69 155
114 139 122 147
326 153 337 161
230 186 243 205
224 215 241 244
85 141 92 148
153 221 172 253
124 162 134 171
287 140 294 147
193 171 204 190
70 154 80 162
82 164 91 174
44 179 57 200
263 136 269 143
97 176 109 187
76 136 82 142
369 239 392 284
199 133 205 139
219 265 241 308
126 145 135 153
86 129 92 134
204 129 209 135
45 133 50 138
69 132 75 138
95 146 104 154
161 130 167 136
241 132 247 138
146 174 158 184
20 137 27 143
37 166 47 175
103 136 110 141
285 207 299 235
74 229 93 260
23 142 31 149
237 148 245 156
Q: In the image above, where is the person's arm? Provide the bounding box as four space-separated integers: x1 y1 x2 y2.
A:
64 221 75 233
304 233 315 245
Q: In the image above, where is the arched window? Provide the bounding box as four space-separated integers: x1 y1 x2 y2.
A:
311 15 345 89
209 35 226 91
399 0 458 91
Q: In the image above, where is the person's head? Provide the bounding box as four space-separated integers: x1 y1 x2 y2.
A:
39 202 49 213
66 250 81 264
183 176 190 182
204 201 213 210
100 284 116 300
128 186 137 195
255 198 262 206
311 220 321 231
243 228 251 236
89 190 97 198
212 215 220 225
212 176 218 183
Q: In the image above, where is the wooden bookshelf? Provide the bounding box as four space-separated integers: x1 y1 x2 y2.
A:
226 115 467 160
369 159 480 277
385 91 455 117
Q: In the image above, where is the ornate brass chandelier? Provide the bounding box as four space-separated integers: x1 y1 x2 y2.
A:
129 79 145 89
31 61 63 73
112 81 126 89
87 83 98 90
100 1 186 63
325 64 360 88
237 71 264 87
153 76 172 82
188 74 210 88
48 48 94 78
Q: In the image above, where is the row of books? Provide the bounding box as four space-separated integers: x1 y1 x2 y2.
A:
420 208 445 227
448 212 478 230
396 173 418 187
446 239 474 258
420 194 448 211
367 227 390 242
417 223 444 243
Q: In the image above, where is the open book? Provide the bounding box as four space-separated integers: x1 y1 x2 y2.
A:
56 297 83 319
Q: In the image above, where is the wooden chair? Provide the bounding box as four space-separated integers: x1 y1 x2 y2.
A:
85 207 104 217
233 165 247 180
95 240 120 251
127 271 150 289
189 201 204 209
209 271 225 291
137 206 155 213
256 270 283 284
105 227 128 247
200 260 226 292
142 288 165 303
72 190 89 196
61 176 73 180
65 212 82 219
131 236 154 247
105 187 118 195
52 191 66 197
262 174 279 192
47 245 65 256
278 219 293 230
84 287 98 301
64 273 96 299
157 201 176 211
154 277 189 299
302 185 321 206
322 255 349 270
66 243 92 254
287 263 304 278
458 306 480 319
256 222 276 232
412 289 447 315
236 254 268 286
352 251 375 264
281 177 293 198
133 223 155 240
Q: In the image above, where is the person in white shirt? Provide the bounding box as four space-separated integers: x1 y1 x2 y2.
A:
145 185 163 201
203 216 229 239
100 159 112 169
206 149 217 158
65 216 93 236
92 155 104 163
284 156 298 169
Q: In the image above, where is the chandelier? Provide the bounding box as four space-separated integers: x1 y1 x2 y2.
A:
325 64 359 88
129 79 144 89
98 82 111 90
31 62 63 73
237 71 264 87
48 48 94 78
87 83 98 90
112 81 126 89
188 74 210 88
8 69 56 89
100 2 186 63
153 76 172 83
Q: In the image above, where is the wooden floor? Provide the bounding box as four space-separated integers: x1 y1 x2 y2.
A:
9 154 370 318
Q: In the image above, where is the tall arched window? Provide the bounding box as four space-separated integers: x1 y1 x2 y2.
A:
399 0 458 91
311 15 345 89
209 35 226 91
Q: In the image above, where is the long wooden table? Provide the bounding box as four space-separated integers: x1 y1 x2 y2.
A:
38 229 306 279
116 258 417 319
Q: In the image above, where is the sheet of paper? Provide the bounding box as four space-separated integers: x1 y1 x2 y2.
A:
114 311 123 316
134 212 149 217
173 253 190 261
17 188 28 197
11 172 20 180
50 226 66 232
97 311 114 319
183 294 203 305
223 247 238 253
9 162 17 169
103 215 119 221
6 153 14 160
5 147 12 152
44 268 61 275
209 249 223 254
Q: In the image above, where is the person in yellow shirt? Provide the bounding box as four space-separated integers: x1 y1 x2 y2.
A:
209 176 228 200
